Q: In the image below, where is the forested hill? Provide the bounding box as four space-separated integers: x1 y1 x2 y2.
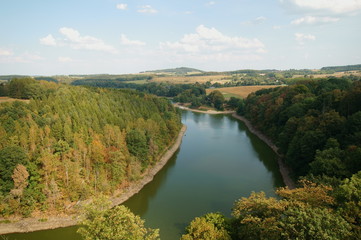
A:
321 64 361 72
0 78 181 217
239 78 361 179
143 67 204 75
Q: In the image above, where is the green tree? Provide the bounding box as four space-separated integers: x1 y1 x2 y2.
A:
207 90 225 110
126 129 149 163
181 213 231 240
335 171 361 238
0 146 28 194
279 205 351 240
78 198 159 240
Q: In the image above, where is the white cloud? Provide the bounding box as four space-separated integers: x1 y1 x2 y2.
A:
116 3 127 10
273 25 282 30
138 5 157 14
281 0 361 14
0 48 13 56
59 27 117 53
40 34 57 46
58 57 73 62
295 33 316 45
206 1 216 6
120 34 146 46
161 25 265 53
160 25 266 65
291 16 340 24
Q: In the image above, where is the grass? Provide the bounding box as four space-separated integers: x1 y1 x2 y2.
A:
206 85 281 99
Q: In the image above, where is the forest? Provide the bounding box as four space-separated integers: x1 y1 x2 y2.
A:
0 78 182 217
239 77 361 179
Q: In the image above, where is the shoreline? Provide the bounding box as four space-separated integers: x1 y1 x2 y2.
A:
231 113 295 189
174 103 235 115
0 125 187 235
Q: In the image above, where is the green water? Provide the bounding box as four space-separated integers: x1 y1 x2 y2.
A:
4 111 284 240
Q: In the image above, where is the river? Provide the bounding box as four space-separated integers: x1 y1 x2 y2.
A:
5 110 284 240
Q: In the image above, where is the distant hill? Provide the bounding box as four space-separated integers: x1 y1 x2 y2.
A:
321 64 361 72
0 75 29 81
143 67 204 75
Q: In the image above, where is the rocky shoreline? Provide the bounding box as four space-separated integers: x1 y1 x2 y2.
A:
0 125 187 235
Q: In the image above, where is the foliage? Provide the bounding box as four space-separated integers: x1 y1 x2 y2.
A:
0 146 28 193
185 178 359 239
240 78 361 177
78 197 159 240
335 171 361 238
231 182 352 240
181 213 231 240
0 82 181 217
206 90 225 110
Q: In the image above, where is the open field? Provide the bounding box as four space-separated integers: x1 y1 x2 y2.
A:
151 74 231 84
0 97 30 104
292 71 361 78
206 85 281 99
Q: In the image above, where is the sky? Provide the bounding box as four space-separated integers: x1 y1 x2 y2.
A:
0 0 361 75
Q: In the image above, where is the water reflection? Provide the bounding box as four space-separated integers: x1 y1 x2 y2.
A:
234 117 284 189
124 149 180 216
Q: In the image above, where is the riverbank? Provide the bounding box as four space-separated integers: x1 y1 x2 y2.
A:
0 125 187 235
174 103 235 115
231 113 296 189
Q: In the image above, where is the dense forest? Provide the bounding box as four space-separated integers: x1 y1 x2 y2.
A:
0 78 181 217
239 77 361 179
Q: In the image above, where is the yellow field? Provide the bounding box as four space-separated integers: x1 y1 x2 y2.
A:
206 85 281 99
151 74 231 84
292 71 361 78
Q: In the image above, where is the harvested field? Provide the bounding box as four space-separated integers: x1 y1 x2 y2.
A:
206 85 281 99
292 71 361 78
151 74 231 84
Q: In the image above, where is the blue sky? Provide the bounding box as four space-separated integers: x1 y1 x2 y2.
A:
0 0 360 75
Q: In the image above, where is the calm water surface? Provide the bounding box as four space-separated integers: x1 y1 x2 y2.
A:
5 111 284 240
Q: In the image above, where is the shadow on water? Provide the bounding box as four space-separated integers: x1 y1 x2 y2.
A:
233 117 284 188
4 226 81 240
123 149 180 216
